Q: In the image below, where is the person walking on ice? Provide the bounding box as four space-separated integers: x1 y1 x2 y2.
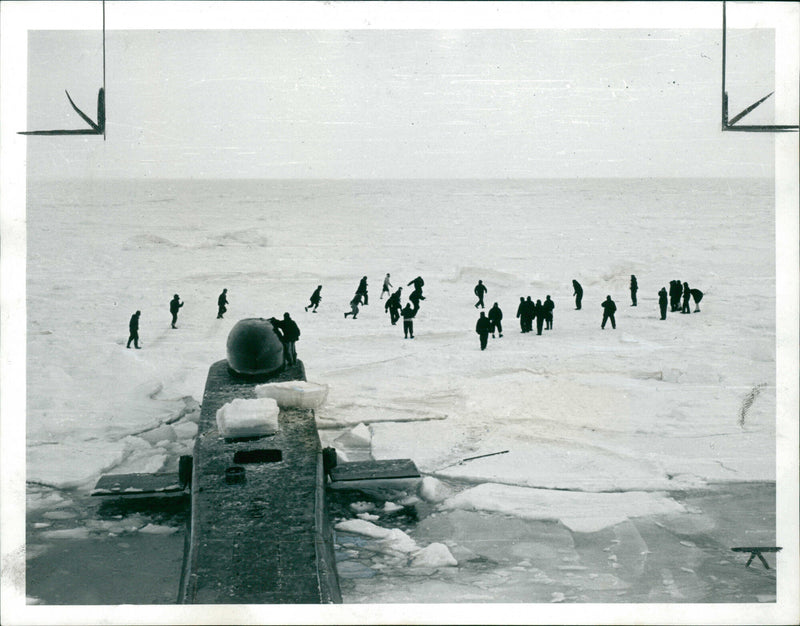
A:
344 294 362 319
572 280 583 310
305 285 322 312
127 310 141 349
658 287 668 320
407 276 425 300
488 302 503 338
401 303 416 338
356 276 369 306
476 311 491 350
380 273 393 299
170 294 184 329
385 287 402 324
630 275 638 307
601 295 617 329
217 288 228 319
474 280 488 309
409 285 423 312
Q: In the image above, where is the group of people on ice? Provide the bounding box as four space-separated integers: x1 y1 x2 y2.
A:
127 288 300 366
127 271 705 357
337 274 425 340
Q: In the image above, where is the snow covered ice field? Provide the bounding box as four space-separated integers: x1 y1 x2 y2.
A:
25 177 777 603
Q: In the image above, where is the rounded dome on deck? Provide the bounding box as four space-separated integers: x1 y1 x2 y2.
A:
226 318 285 376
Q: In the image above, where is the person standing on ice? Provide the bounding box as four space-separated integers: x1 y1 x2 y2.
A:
488 302 503 338
681 282 692 314
572 280 583 310
385 287 402 324
601 295 617 329
525 296 537 333
278 312 300 365
380 273 393 299
170 294 184 329
401 303 416 339
476 311 491 350
515 297 526 333
670 280 682 312
474 280 488 309
217 288 228 319
534 299 545 335
630 275 638 307
127 310 141 349
543 295 555 330
344 294 361 319
305 285 322 312
658 287 668 320
355 276 369 306
690 287 704 312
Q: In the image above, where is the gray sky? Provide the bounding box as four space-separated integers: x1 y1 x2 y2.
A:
26 26 775 179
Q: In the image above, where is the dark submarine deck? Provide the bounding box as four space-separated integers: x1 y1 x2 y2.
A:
178 359 341 604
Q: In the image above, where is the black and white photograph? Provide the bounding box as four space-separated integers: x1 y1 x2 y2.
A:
1 1 798 624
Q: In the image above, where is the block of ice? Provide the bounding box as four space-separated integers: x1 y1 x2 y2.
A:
215 397 279 438
254 381 329 409
411 543 458 568
334 423 371 449
335 518 390 539
139 424 177 445
379 528 418 554
418 476 452 503
138 523 179 535
40 528 91 540
173 420 199 440
442 483 685 533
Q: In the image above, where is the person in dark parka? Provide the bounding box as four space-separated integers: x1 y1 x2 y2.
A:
658 287 668 320
681 282 691 314
630 275 638 307
543 295 555 330
670 280 682 312
305 285 322 312
401 303 416 338
488 302 503 338
407 276 425 300
522 296 536 333
217 288 228 319
385 287 402 325
534 299 545 335
127 310 141 349
344 294 361 319
601 295 617 329
515 297 526 332
690 288 704 312
170 294 183 329
279 312 300 365
476 311 492 350
356 276 369 306
409 285 423 312
572 280 583 310
474 280 488 309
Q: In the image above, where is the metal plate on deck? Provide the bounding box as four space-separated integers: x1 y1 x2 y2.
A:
92 472 184 496
329 459 420 483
